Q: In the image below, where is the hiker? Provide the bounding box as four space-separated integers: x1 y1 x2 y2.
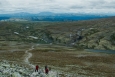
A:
45 65 49 74
35 65 39 72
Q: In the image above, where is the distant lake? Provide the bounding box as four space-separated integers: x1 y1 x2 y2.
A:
85 49 115 54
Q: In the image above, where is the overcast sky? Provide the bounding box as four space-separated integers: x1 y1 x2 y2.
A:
0 0 115 14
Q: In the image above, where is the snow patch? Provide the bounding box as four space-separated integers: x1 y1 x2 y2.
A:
14 32 19 35
29 36 38 39
26 26 29 29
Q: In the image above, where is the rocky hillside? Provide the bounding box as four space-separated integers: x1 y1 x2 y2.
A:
0 16 115 50
0 60 60 77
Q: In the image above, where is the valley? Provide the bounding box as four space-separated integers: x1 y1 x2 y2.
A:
0 41 115 77
0 16 115 77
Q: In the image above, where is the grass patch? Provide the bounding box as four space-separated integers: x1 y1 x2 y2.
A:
0 51 25 62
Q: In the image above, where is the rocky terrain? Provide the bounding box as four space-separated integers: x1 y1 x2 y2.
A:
0 42 65 77
0 60 60 77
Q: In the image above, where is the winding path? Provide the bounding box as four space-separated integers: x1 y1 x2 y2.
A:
24 45 35 68
23 45 60 77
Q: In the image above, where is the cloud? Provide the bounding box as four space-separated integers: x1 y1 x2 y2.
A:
0 0 115 14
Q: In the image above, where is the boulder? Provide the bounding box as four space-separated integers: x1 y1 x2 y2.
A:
11 72 21 77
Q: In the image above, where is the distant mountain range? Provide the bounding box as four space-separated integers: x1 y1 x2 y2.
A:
0 12 111 21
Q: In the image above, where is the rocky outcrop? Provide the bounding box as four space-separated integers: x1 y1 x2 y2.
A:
0 60 59 77
76 29 115 50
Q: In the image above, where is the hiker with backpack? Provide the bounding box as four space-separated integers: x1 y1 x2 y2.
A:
45 65 49 74
35 65 39 72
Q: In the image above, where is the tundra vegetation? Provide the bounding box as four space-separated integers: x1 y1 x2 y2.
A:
0 17 115 76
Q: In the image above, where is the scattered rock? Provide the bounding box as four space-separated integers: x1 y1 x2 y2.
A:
0 60 61 77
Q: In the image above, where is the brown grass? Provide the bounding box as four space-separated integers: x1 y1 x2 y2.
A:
0 42 115 76
29 49 84 67
77 55 115 63
0 51 25 62
0 41 32 65
29 46 115 76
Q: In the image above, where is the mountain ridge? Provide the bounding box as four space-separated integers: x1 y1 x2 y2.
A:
0 12 110 21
